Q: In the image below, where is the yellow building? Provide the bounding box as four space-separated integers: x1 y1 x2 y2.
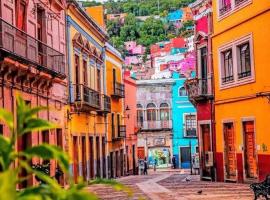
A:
105 43 126 178
212 0 270 182
66 0 110 181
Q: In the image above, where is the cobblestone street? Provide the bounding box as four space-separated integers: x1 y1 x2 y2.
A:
87 169 254 200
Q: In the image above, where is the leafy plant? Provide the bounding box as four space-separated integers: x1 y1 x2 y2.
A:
0 95 131 200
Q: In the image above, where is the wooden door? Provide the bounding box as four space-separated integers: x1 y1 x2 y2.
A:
115 151 119 177
224 123 237 180
102 137 106 178
243 121 257 179
89 137 94 179
73 136 79 183
96 137 100 178
201 124 211 177
180 147 191 169
81 136 87 181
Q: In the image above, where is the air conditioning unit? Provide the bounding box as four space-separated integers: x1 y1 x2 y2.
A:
205 151 213 167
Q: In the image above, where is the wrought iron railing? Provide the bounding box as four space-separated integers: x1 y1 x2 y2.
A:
185 77 212 99
0 18 65 78
138 120 172 130
101 94 111 112
113 82 125 98
73 84 100 109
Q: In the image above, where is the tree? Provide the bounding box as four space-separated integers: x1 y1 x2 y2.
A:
0 95 130 200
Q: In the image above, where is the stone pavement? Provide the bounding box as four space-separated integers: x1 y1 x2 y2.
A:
87 169 255 200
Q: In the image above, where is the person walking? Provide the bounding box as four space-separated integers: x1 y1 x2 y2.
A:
172 156 176 169
143 157 148 175
154 158 157 172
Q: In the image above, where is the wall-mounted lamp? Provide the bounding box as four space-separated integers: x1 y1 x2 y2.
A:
123 105 131 119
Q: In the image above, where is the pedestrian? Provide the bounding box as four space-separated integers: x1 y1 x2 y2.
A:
172 156 176 169
154 158 157 172
143 157 148 175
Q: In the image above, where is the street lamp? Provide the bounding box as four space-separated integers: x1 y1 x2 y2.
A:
123 105 131 119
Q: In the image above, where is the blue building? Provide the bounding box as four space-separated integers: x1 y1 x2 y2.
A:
172 72 198 169
167 10 183 22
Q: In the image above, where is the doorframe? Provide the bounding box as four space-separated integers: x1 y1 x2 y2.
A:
241 117 259 182
222 119 238 182
198 120 212 179
179 146 191 169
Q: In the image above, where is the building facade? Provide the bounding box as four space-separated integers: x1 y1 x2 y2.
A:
124 71 138 175
186 0 215 181
172 73 198 169
0 0 66 187
212 0 270 183
66 0 108 182
136 79 173 168
105 43 126 178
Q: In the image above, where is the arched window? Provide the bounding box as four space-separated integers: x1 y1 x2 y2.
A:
160 103 170 121
137 104 144 125
179 87 187 96
146 103 156 121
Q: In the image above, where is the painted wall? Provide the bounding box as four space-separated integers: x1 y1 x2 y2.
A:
172 72 198 168
212 0 270 182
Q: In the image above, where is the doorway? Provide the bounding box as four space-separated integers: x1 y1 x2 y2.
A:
81 136 87 181
72 136 79 183
201 124 212 178
224 122 237 180
89 137 94 179
180 147 191 169
243 121 258 180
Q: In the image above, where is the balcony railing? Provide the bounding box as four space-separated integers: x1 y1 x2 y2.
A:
73 84 100 109
219 3 232 16
98 94 111 113
235 0 248 6
112 82 125 98
185 77 213 102
0 18 65 78
138 120 172 130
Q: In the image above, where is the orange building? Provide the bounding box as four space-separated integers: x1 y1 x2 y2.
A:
105 43 126 178
124 71 138 175
212 0 270 182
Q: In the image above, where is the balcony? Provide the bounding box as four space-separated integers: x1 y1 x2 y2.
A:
235 0 248 7
97 94 111 114
185 77 213 103
73 84 100 111
111 82 125 98
138 120 172 131
0 18 65 79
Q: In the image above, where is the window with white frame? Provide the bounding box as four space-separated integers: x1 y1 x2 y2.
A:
160 103 170 121
179 87 187 96
221 48 234 83
184 114 197 137
237 42 251 79
218 0 252 18
219 35 254 88
146 103 157 121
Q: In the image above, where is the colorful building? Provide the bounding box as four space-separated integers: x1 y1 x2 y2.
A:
186 0 215 181
124 71 138 175
66 0 109 182
136 79 173 168
0 0 66 187
105 43 126 178
212 0 270 182
172 72 198 169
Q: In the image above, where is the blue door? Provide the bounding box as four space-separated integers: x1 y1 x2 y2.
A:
180 147 191 169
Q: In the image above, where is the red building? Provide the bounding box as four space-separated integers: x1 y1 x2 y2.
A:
0 0 66 187
186 0 216 181
124 71 138 175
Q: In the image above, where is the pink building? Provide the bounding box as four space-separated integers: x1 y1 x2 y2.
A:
124 71 138 175
0 0 66 187
125 41 145 55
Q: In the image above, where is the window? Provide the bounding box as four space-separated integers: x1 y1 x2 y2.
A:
185 114 197 137
117 114 120 137
237 42 251 79
97 69 101 91
221 49 234 83
146 103 156 121
16 0 27 31
160 103 169 121
200 47 208 79
0 124 3 135
137 104 144 126
111 113 115 139
219 0 232 16
219 34 254 88
179 87 187 96
83 60 88 85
